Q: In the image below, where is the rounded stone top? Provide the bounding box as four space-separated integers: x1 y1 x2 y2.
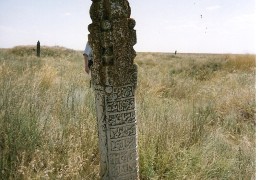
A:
109 0 131 19
90 0 132 22
90 1 104 22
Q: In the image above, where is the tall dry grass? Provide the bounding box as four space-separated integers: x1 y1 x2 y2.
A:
0 47 99 179
135 53 255 179
0 47 255 179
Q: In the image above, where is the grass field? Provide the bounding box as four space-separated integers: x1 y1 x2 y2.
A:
0 46 256 179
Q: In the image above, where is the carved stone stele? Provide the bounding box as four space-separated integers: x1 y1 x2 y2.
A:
88 0 139 179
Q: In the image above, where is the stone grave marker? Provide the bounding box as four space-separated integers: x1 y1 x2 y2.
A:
37 40 40 57
88 0 139 179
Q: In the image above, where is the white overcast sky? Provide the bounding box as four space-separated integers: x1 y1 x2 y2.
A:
0 0 256 53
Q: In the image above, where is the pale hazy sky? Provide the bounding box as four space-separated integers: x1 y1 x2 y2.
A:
0 0 255 53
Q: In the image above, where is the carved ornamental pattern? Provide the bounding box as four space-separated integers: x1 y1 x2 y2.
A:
88 0 139 179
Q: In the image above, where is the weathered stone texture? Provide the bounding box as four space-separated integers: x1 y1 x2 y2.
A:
88 0 139 179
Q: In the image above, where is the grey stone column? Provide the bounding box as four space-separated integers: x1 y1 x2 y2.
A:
88 0 139 179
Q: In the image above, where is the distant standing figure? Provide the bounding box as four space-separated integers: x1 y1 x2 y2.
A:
83 42 93 74
175 50 177 55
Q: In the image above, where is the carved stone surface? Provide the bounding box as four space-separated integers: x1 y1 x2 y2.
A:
88 0 139 179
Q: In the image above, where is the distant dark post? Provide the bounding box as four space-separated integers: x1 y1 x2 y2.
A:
37 41 40 57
